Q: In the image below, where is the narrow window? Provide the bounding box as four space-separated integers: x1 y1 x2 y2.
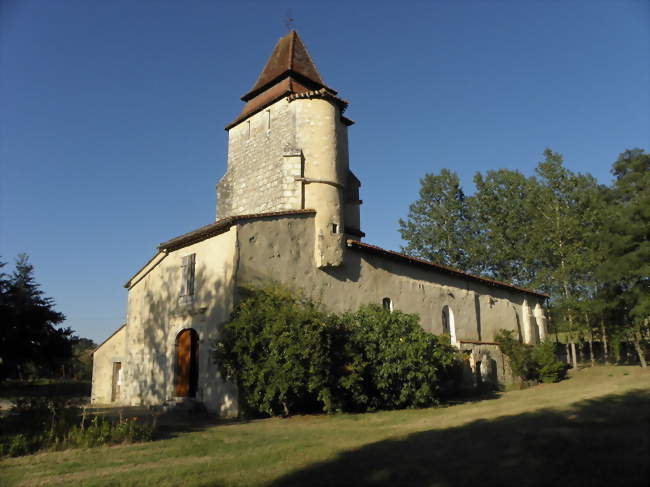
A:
266 109 271 131
442 305 457 344
382 297 393 312
247 120 251 138
111 362 122 402
332 223 338 234
180 253 196 297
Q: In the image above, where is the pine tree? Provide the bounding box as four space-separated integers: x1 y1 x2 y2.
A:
599 149 650 367
0 254 72 381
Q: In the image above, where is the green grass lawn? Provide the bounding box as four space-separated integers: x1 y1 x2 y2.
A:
1 365 648 487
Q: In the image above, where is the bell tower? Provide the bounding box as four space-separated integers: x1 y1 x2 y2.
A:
217 31 363 267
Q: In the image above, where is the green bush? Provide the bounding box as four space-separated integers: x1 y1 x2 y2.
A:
331 305 460 411
494 330 538 382
532 340 568 383
214 284 461 416
495 329 567 384
213 284 334 416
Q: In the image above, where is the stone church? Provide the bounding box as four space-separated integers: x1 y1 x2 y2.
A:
92 31 548 415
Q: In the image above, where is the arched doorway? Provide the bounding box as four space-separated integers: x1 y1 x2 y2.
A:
442 305 457 344
175 329 199 397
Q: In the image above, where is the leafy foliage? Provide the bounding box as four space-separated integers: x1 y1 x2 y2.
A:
214 285 461 417
495 330 567 384
471 169 540 285
532 340 568 383
400 148 649 367
399 169 475 270
494 330 537 382
330 305 460 411
213 284 333 416
599 151 650 331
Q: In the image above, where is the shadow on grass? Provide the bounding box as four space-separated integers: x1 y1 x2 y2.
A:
0 380 91 400
267 389 650 487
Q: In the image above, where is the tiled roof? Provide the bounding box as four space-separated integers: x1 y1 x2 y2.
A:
225 31 350 130
242 30 327 102
346 240 549 298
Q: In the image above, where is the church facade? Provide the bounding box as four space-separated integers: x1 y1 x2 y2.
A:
92 31 548 415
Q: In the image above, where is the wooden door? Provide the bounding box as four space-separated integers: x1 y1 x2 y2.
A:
175 329 198 397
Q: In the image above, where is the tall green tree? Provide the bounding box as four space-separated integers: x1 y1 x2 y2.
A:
529 150 602 367
471 169 540 286
0 254 73 381
598 149 649 367
399 169 475 270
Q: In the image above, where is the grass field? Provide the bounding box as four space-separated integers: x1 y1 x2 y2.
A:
1 365 648 487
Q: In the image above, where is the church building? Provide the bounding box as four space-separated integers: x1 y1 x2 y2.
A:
92 31 548 415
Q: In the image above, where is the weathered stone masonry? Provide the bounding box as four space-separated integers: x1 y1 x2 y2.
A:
217 99 303 218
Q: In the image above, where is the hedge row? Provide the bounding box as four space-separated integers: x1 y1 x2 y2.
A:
213 284 461 417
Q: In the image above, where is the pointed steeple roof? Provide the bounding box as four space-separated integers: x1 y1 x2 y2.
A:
225 31 352 130
241 30 329 102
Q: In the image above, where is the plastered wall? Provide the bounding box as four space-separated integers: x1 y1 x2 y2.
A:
91 325 126 404
118 227 239 416
234 214 546 344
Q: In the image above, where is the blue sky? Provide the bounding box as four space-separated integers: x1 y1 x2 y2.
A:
1 0 648 344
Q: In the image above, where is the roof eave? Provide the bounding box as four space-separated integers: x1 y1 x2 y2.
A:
346 240 548 299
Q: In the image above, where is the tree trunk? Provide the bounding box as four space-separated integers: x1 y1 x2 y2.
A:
601 318 609 364
570 341 578 369
577 339 584 364
567 312 579 369
584 312 595 366
632 333 647 368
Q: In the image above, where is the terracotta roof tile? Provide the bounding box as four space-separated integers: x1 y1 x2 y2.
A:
226 31 350 130
242 30 326 101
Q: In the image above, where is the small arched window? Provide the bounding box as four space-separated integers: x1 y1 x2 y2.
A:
442 305 457 344
382 297 393 312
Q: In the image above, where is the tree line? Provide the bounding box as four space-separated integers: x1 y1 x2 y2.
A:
0 254 95 382
399 148 649 367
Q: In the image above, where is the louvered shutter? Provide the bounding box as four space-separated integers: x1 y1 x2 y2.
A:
187 253 195 296
180 255 189 296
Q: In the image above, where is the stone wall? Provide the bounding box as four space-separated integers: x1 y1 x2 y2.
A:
217 99 303 219
91 325 126 404
459 341 514 388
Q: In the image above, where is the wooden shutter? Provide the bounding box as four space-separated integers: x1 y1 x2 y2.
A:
187 253 195 296
180 254 195 296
